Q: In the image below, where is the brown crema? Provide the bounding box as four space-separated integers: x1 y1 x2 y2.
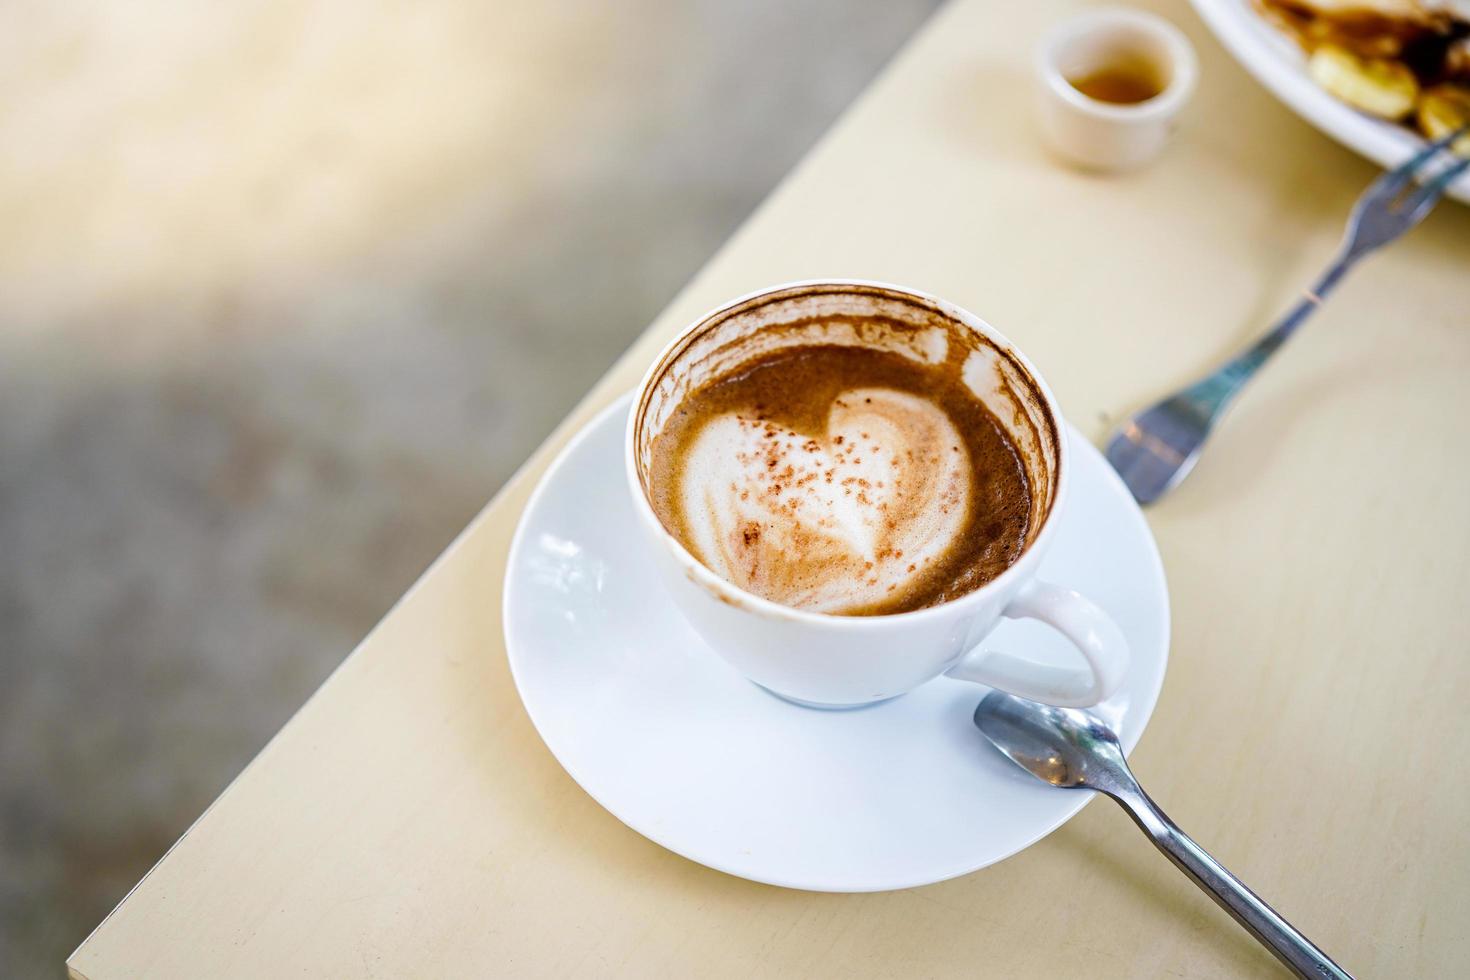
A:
648 343 1033 616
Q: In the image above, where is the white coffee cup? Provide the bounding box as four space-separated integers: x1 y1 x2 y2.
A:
1036 8 1198 172
626 280 1128 709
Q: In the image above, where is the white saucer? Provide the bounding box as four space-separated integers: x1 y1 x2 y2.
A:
504 394 1169 892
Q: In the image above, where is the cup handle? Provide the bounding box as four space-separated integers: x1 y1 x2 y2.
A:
943 579 1129 707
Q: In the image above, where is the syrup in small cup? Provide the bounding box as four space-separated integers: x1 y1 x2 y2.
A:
1037 8 1199 172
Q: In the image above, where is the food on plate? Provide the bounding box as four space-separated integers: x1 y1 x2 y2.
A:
1308 43 1420 116
1417 83 1470 148
1259 0 1470 146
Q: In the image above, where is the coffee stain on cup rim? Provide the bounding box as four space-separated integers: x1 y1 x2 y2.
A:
684 564 749 610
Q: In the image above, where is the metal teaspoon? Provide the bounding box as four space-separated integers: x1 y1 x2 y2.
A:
973 690 1351 979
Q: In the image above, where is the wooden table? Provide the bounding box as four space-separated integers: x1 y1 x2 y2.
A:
69 1 1470 976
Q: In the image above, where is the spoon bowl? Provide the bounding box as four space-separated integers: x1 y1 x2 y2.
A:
973 690 1128 791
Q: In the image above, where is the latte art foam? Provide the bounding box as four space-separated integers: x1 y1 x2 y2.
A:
648 343 1033 616
680 389 968 613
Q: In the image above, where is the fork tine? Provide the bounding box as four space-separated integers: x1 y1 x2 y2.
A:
1366 125 1469 198
1402 154 1470 218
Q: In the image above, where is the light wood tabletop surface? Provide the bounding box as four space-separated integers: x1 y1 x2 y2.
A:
70 1 1470 976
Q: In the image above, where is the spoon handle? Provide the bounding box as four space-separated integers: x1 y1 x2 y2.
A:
1110 787 1352 979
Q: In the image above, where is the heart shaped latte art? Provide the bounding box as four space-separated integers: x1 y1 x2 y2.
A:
679 387 970 613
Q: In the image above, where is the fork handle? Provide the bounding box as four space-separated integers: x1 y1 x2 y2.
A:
1184 253 1358 418
1109 785 1353 979
1229 253 1356 379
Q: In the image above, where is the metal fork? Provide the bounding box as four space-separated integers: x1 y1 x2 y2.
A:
1105 128 1469 505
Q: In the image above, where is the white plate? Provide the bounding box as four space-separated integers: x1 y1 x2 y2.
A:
503 394 1170 892
1192 0 1470 204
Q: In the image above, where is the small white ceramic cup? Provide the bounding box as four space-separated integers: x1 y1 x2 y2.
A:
1036 8 1198 172
625 280 1129 709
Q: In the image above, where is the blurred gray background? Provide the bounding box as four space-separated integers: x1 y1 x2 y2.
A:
0 0 941 972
